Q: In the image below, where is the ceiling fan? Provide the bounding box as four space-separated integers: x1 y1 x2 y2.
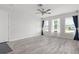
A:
36 4 52 15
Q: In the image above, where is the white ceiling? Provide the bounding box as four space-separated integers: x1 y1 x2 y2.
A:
44 4 79 16
0 4 79 17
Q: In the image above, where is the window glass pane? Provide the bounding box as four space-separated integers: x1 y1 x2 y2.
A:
51 18 60 33
44 20 48 32
65 17 75 33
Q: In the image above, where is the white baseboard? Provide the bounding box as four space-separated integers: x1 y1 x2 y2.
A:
9 33 40 42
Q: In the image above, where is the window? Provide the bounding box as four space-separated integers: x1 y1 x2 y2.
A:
43 20 49 32
65 17 75 33
51 18 60 33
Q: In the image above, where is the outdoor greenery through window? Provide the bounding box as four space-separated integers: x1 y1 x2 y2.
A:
65 17 75 33
51 18 60 33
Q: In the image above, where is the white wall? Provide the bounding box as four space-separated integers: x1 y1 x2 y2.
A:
0 9 8 43
8 5 41 41
0 4 41 42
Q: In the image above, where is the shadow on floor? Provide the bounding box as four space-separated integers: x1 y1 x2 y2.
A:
0 42 12 54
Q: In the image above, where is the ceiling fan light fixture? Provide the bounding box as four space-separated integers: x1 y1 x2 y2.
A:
36 4 52 16
38 4 43 7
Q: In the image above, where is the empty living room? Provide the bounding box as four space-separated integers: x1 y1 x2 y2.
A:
0 4 79 54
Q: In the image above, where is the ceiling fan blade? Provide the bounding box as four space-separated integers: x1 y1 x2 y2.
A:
46 12 51 14
41 8 44 11
46 9 51 12
48 12 51 14
37 9 43 13
38 4 43 7
37 9 41 11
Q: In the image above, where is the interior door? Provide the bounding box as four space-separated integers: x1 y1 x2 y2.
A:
0 10 8 43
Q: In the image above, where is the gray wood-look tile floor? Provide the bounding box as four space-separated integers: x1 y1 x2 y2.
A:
7 36 79 54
